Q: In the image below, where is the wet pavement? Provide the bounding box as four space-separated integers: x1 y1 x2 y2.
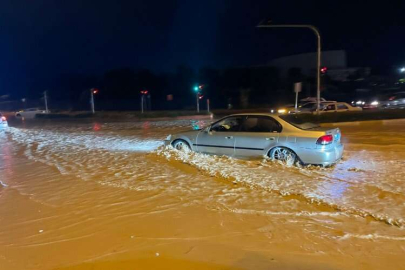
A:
1 119 405 269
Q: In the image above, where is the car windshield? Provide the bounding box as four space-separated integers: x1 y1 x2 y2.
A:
279 114 320 130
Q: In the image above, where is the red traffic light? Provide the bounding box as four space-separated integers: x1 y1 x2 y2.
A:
140 90 149 95
320 67 328 74
93 89 99 94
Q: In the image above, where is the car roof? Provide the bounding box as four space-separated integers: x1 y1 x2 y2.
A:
229 113 274 117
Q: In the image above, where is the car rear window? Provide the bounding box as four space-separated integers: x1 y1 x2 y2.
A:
279 114 320 130
337 104 348 110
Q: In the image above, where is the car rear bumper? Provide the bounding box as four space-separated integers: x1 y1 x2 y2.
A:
298 143 344 166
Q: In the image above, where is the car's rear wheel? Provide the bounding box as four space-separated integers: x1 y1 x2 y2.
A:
172 140 191 152
269 147 297 166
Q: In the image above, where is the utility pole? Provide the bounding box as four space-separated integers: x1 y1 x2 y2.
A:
207 99 210 113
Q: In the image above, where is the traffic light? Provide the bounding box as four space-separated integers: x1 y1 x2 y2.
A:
320 67 328 74
140 90 149 95
193 84 204 92
93 88 99 94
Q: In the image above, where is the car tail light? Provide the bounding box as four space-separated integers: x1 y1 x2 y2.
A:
1 116 6 121
316 135 333 145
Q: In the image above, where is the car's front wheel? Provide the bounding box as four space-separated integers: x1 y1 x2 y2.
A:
172 140 191 152
269 147 297 166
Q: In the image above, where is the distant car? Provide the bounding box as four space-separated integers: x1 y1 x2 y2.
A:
0 113 8 128
165 113 344 167
319 102 362 113
379 92 405 109
15 108 48 118
276 101 336 114
351 98 380 109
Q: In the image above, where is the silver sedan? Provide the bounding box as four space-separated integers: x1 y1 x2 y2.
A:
165 113 343 166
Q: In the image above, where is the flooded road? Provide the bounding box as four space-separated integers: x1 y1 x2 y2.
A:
1 119 405 269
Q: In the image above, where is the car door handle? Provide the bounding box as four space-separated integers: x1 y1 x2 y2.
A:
266 137 275 141
225 136 233 139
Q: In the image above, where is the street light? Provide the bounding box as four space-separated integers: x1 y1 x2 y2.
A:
400 67 405 73
90 88 99 114
257 20 322 113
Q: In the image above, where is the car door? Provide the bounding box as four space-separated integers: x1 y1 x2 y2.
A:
196 116 243 156
234 116 282 157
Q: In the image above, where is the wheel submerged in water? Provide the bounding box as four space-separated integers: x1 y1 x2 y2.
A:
172 140 191 152
269 147 297 166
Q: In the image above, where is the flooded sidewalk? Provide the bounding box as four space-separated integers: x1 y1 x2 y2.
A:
1 119 405 269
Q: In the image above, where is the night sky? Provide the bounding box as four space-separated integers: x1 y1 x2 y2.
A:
1 0 405 97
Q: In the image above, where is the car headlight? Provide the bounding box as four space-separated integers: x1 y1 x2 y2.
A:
277 109 287 114
370 101 379 106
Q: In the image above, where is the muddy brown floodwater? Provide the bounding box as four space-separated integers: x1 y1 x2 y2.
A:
1 119 405 270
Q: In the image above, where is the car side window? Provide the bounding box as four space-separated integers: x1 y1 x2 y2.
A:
337 104 348 110
210 117 243 132
324 104 336 111
240 116 282 133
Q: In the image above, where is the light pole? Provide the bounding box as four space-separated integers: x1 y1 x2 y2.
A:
90 88 99 114
257 21 322 113
44 91 49 113
193 86 200 113
140 90 148 114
